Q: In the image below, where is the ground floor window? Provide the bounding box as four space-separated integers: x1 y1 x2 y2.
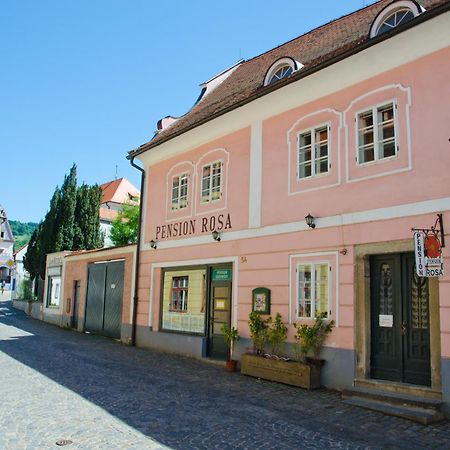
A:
161 268 206 334
297 263 329 318
47 276 61 307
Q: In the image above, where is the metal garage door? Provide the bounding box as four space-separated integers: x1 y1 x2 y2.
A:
85 260 124 339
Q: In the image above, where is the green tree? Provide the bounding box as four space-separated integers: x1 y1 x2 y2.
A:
73 184 103 250
110 203 140 246
24 164 103 281
55 164 77 250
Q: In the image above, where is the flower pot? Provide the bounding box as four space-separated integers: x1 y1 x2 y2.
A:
240 353 321 389
225 359 238 372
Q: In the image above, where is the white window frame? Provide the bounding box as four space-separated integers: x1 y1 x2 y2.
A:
355 100 398 166
296 262 330 320
47 275 61 308
171 173 189 211
201 160 222 204
369 1 424 38
297 123 330 180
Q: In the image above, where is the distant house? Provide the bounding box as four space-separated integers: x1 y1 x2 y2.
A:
11 244 29 299
99 178 139 247
0 207 14 289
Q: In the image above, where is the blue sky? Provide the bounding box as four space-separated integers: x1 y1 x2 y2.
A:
1 0 375 222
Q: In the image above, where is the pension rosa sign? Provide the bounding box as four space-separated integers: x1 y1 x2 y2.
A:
155 213 232 240
414 231 443 277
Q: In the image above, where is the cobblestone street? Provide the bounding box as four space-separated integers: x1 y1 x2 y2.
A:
0 300 449 450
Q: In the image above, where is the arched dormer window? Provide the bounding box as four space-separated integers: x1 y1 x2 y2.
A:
263 57 303 86
369 0 424 38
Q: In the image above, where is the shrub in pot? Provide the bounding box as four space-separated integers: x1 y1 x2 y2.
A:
267 312 288 357
248 311 269 355
294 312 335 363
221 323 240 372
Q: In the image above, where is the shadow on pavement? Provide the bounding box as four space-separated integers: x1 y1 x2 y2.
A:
0 300 449 450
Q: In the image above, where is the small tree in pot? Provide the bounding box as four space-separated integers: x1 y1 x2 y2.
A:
248 311 269 355
221 323 240 372
294 312 335 364
267 312 288 358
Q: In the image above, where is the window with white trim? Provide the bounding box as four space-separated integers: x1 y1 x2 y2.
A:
298 125 329 179
268 64 293 85
47 276 61 307
201 161 222 203
170 276 189 312
171 173 188 210
297 263 329 319
376 8 415 35
357 102 397 164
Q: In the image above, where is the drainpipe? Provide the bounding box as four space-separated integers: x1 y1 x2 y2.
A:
129 156 145 347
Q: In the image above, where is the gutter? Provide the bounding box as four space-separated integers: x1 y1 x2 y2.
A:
129 1 450 158
129 156 145 347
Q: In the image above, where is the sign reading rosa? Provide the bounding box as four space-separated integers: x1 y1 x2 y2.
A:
155 213 232 240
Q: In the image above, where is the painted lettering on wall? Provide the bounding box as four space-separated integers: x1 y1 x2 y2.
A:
155 213 232 240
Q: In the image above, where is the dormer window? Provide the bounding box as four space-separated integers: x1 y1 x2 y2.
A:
370 1 424 38
263 57 303 86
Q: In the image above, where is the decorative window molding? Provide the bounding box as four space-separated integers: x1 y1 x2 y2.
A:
298 124 330 179
297 262 330 319
369 0 424 38
289 252 338 325
356 101 398 165
343 84 412 183
195 148 229 216
166 161 194 222
287 109 341 196
171 173 189 211
264 57 303 86
201 161 222 204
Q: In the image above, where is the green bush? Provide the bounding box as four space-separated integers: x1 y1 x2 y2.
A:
267 313 288 356
248 312 269 355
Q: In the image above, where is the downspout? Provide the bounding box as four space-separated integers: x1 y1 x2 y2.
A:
129 156 145 347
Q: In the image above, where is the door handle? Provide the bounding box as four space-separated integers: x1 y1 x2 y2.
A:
401 322 407 335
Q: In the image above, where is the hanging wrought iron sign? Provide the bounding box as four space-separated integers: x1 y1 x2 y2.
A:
412 214 444 277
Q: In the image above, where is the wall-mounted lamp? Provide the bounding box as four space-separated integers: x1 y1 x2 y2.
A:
212 231 221 242
305 214 316 229
150 240 157 249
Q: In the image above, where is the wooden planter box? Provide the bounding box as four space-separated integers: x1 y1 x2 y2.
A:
241 354 321 389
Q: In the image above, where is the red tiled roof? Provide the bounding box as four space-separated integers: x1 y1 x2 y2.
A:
129 0 448 157
100 178 140 204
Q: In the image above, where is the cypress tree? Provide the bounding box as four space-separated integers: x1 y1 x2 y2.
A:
55 164 77 251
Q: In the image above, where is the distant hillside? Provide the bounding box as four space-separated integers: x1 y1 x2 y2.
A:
9 220 39 251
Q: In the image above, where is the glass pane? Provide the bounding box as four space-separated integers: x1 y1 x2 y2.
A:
162 269 206 334
379 263 393 315
359 145 374 163
299 163 311 178
380 141 396 159
300 132 311 148
315 264 328 317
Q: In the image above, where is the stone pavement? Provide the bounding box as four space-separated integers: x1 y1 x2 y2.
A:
0 301 449 450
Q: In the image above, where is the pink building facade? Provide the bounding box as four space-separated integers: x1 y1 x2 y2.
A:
129 1 450 413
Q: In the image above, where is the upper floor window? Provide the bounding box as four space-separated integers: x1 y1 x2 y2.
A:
357 102 397 164
369 1 424 38
298 125 329 179
201 161 222 203
297 263 329 319
264 57 303 86
171 173 188 210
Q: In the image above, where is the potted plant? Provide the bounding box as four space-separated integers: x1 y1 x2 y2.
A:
248 311 269 355
294 312 335 364
267 312 288 357
241 312 334 389
221 323 240 372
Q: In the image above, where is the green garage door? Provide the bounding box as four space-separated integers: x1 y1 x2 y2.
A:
85 260 124 339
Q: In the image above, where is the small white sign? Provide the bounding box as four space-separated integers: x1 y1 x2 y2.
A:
379 314 393 328
414 232 426 277
111 284 116 289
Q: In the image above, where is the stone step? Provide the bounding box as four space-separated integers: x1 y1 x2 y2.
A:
342 387 444 424
343 397 442 425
